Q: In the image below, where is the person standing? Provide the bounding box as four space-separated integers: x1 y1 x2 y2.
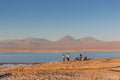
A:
62 54 65 61
80 54 82 61
66 53 70 61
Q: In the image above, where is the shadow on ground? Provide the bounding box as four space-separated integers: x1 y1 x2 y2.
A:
0 73 12 79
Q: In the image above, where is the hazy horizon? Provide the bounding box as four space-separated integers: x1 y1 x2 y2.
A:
1 35 120 42
0 0 120 41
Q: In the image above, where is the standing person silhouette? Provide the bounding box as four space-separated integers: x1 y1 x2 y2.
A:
66 53 70 61
80 54 82 61
62 54 65 61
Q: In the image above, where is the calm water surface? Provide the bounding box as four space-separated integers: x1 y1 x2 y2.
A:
0 52 120 62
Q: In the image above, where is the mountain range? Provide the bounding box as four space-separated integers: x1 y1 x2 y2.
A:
0 35 120 52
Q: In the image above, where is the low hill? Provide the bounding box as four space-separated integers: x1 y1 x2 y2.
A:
0 36 120 52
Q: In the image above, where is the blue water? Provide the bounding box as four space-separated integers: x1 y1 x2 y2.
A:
0 52 120 62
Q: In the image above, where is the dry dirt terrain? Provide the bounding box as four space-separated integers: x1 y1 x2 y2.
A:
0 58 120 80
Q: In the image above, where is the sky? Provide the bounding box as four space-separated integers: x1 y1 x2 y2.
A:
0 0 120 41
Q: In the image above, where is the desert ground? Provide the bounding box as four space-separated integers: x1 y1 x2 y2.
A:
0 58 120 80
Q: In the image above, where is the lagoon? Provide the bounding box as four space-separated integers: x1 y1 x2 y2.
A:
0 52 120 63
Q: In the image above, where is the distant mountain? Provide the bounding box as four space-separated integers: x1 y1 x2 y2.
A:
57 35 79 43
0 38 51 49
0 36 120 51
80 37 100 43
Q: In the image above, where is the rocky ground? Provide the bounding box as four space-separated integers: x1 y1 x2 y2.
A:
0 58 120 80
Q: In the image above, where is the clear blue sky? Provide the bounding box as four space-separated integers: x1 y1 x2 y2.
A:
0 0 120 41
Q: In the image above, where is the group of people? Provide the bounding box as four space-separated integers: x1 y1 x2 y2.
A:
62 52 87 61
62 53 70 61
75 53 87 61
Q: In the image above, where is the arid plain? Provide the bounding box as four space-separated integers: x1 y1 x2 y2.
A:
0 58 120 80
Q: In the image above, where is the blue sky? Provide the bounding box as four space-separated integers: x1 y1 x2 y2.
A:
0 0 120 41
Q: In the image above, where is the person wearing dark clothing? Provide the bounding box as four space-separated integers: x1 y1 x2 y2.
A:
74 54 82 61
66 53 70 61
80 54 82 61
62 54 65 61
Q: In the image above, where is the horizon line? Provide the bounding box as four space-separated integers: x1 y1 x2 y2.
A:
0 35 120 42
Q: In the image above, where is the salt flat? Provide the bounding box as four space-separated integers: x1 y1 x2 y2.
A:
0 58 120 80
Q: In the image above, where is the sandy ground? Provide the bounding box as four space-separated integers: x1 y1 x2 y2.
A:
0 58 120 80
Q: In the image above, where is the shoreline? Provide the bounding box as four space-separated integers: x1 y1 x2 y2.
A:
0 62 42 65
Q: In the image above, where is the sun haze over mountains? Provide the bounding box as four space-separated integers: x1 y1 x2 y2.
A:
0 35 120 52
